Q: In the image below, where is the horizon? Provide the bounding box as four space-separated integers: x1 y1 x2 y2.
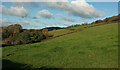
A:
0 14 119 30
0 1 118 29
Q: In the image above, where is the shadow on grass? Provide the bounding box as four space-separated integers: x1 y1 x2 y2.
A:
2 59 118 70
2 59 33 70
2 59 61 70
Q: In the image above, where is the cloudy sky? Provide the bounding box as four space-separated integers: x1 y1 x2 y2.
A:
0 0 118 29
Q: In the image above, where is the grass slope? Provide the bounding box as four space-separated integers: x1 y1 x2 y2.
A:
49 29 73 37
69 23 97 30
2 23 118 68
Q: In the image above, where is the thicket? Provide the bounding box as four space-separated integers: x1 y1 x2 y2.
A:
2 24 52 46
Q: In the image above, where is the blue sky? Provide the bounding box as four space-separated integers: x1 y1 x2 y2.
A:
0 1 118 29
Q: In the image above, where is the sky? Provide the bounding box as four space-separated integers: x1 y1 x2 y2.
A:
0 0 119 29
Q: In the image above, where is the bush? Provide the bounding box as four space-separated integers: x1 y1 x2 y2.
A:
95 20 103 24
2 24 22 40
24 29 46 42
2 24 47 46
2 28 9 40
48 34 53 37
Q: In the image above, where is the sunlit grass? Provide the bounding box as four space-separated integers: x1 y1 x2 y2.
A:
2 23 118 68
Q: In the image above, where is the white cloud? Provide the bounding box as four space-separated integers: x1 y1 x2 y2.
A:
0 5 29 17
58 14 76 22
0 18 30 27
12 2 39 7
64 23 72 26
2 0 68 2
1 18 8 23
0 18 14 26
62 16 75 22
12 2 25 6
37 10 54 19
34 19 40 23
47 0 105 18
22 20 29 24
2 0 119 2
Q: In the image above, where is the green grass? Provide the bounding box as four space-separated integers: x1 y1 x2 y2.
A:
49 29 73 37
69 23 98 30
2 23 118 68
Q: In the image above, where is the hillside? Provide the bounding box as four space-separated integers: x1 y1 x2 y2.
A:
1 14 119 46
2 23 118 69
48 14 119 37
43 27 63 31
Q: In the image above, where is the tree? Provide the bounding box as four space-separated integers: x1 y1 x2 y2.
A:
42 29 50 38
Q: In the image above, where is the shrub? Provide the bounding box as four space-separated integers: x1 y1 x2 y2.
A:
2 24 47 46
48 34 53 37
95 20 103 24
2 24 22 40
2 28 9 40
42 29 50 38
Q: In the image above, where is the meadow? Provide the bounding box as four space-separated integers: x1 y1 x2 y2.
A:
2 23 118 69
49 29 73 37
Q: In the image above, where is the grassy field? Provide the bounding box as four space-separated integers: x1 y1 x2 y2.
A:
2 23 118 69
49 23 99 37
69 23 97 30
49 29 73 37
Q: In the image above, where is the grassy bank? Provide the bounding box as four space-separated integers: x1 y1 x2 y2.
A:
2 23 118 68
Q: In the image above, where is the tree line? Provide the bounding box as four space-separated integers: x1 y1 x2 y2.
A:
2 24 52 46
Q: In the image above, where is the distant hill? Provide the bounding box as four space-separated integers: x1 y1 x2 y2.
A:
43 27 63 31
